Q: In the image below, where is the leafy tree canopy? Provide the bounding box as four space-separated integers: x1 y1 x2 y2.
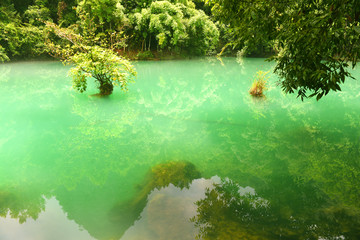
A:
209 0 360 99
45 21 136 95
0 3 45 61
131 0 219 55
69 45 136 95
0 0 221 60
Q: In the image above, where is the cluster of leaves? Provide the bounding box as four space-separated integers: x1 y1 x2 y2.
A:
24 0 52 26
0 0 80 62
0 3 46 61
274 1 360 100
130 0 219 55
136 50 154 59
23 0 77 26
208 0 360 99
208 0 275 56
132 1 187 51
75 0 129 49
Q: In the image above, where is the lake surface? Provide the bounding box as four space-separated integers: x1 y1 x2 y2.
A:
0 58 359 239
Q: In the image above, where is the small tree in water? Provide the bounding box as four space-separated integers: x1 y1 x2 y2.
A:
45 21 136 96
69 46 136 95
249 70 269 97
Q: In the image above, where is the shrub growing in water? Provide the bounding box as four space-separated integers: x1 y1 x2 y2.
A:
249 70 269 97
45 21 136 96
69 46 136 95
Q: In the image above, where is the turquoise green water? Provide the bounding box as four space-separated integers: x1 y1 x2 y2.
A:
0 58 359 239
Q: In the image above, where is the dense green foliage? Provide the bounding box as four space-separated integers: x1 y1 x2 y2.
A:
1 0 359 98
0 3 45 61
68 46 136 95
0 0 220 61
0 0 219 96
130 0 219 55
45 21 136 95
209 0 360 99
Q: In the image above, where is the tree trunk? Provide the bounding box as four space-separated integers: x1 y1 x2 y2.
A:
99 80 114 95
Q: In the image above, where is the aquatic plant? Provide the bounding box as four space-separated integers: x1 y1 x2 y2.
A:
249 70 269 97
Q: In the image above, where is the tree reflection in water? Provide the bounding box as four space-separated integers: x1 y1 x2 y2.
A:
109 161 201 237
1 159 360 240
0 189 46 224
192 175 360 240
